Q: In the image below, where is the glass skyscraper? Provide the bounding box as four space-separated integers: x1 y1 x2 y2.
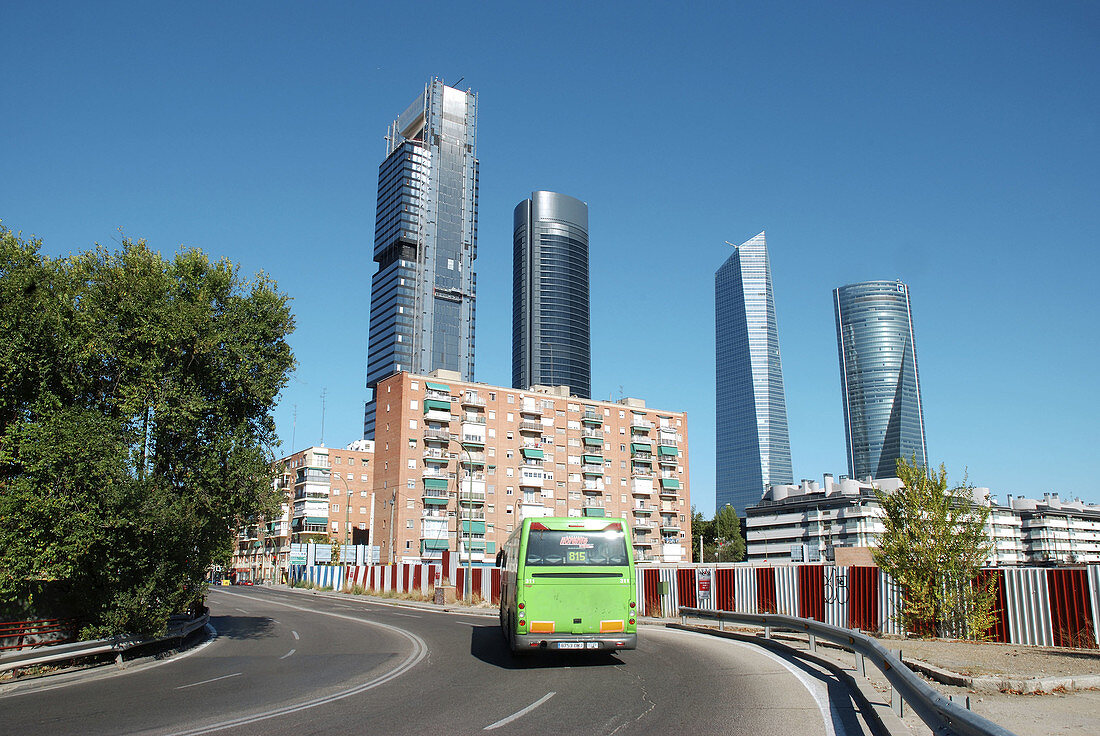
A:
363 79 479 438
715 232 793 514
833 280 927 480
512 191 591 398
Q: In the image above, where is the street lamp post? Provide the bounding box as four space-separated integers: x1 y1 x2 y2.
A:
335 472 352 583
450 441 475 602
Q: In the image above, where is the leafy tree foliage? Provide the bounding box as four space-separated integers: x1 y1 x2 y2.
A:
691 504 745 563
713 504 746 562
873 456 997 638
0 226 295 636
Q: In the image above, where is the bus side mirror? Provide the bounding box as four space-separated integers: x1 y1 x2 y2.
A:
496 551 504 567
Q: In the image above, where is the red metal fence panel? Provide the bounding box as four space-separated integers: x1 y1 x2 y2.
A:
643 568 661 617
798 566 825 622
979 570 1010 643
677 569 698 609
756 568 777 613
490 568 502 605
1047 569 1097 649
715 569 737 611
848 566 879 632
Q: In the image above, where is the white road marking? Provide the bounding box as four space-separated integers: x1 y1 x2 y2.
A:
484 692 556 730
291 630 300 640
386 611 421 618
234 608 249 614
165 591 428 736
176 672 242 690
279 649 295 660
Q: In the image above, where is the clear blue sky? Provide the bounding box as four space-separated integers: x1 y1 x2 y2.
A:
4 2 1097 513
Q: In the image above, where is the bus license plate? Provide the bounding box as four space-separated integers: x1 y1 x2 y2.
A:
585 642 600 649
557 642 584 649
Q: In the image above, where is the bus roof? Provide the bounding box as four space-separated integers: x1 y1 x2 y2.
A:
522 517 628 532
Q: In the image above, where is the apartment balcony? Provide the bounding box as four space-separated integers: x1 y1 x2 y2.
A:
582 464 604 476
421 487 450 507
519 420 542 433
459 489 486 503
658 488 679 499
583 480 603 492
460 452 486 467
424 428 451 442
460 393 486 408
630 418 654 431
582 411 602 425
633 539 654 548
632 506 655 516
520 403 542 416
423 448 450 463
519 474 544 489
424 409 453 423
631 468 654 480
582 428 604 439
461 415 487 425
461 433 486 447
657 453 678 466
459 508 486 521
425 390 452 403
632 520 653 530
422 468 451 481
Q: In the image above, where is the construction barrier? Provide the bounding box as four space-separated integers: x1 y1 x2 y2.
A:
286 559 1100 648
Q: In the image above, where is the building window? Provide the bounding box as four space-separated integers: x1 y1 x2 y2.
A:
410 381 419 390
507 394 514 403
410 400 419 410
406 520 413 529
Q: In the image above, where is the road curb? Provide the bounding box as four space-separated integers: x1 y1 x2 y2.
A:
257 583 497 617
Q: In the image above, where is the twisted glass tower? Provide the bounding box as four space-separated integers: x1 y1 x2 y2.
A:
715 232 793 514
512 192 590 398
364 79 479 438
834 280 927 479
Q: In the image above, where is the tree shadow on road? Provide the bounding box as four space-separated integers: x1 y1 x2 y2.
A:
469 625 624 670
208 615 277 641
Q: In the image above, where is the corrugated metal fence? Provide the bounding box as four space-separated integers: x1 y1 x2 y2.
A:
287 560 1100 648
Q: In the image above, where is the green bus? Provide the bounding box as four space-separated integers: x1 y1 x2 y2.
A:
498 517 637 653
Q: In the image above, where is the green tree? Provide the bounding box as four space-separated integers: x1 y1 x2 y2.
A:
690 506 712 562
0 226 295 636
872 456 997 638
713 504 746 562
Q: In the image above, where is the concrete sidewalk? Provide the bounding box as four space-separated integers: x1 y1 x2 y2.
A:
690 623 1100 736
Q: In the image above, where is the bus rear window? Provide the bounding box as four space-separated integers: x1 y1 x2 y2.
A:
525 529 629 566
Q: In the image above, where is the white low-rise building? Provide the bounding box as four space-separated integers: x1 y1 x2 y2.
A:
746 475 1099 566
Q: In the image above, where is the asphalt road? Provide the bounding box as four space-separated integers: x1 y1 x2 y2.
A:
0 586 872 735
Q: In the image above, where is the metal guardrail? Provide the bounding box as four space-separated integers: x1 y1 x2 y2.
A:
677 606 1017 736
0 610 209 674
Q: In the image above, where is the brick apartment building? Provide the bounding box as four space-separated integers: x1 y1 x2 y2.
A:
232 442 375 582
371 370 691 565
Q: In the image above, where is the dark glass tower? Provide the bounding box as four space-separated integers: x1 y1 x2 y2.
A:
715 231 793 514
512 191 591 398
834 280 927 479
363 79 479 438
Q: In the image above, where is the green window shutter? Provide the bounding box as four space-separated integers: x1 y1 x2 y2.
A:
423 478 449 490
658 445 678 456
423 496 449 506
659 478 681 489
424 399 451 412
582 454 603 464
521 448 544 459
425 382 450 392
